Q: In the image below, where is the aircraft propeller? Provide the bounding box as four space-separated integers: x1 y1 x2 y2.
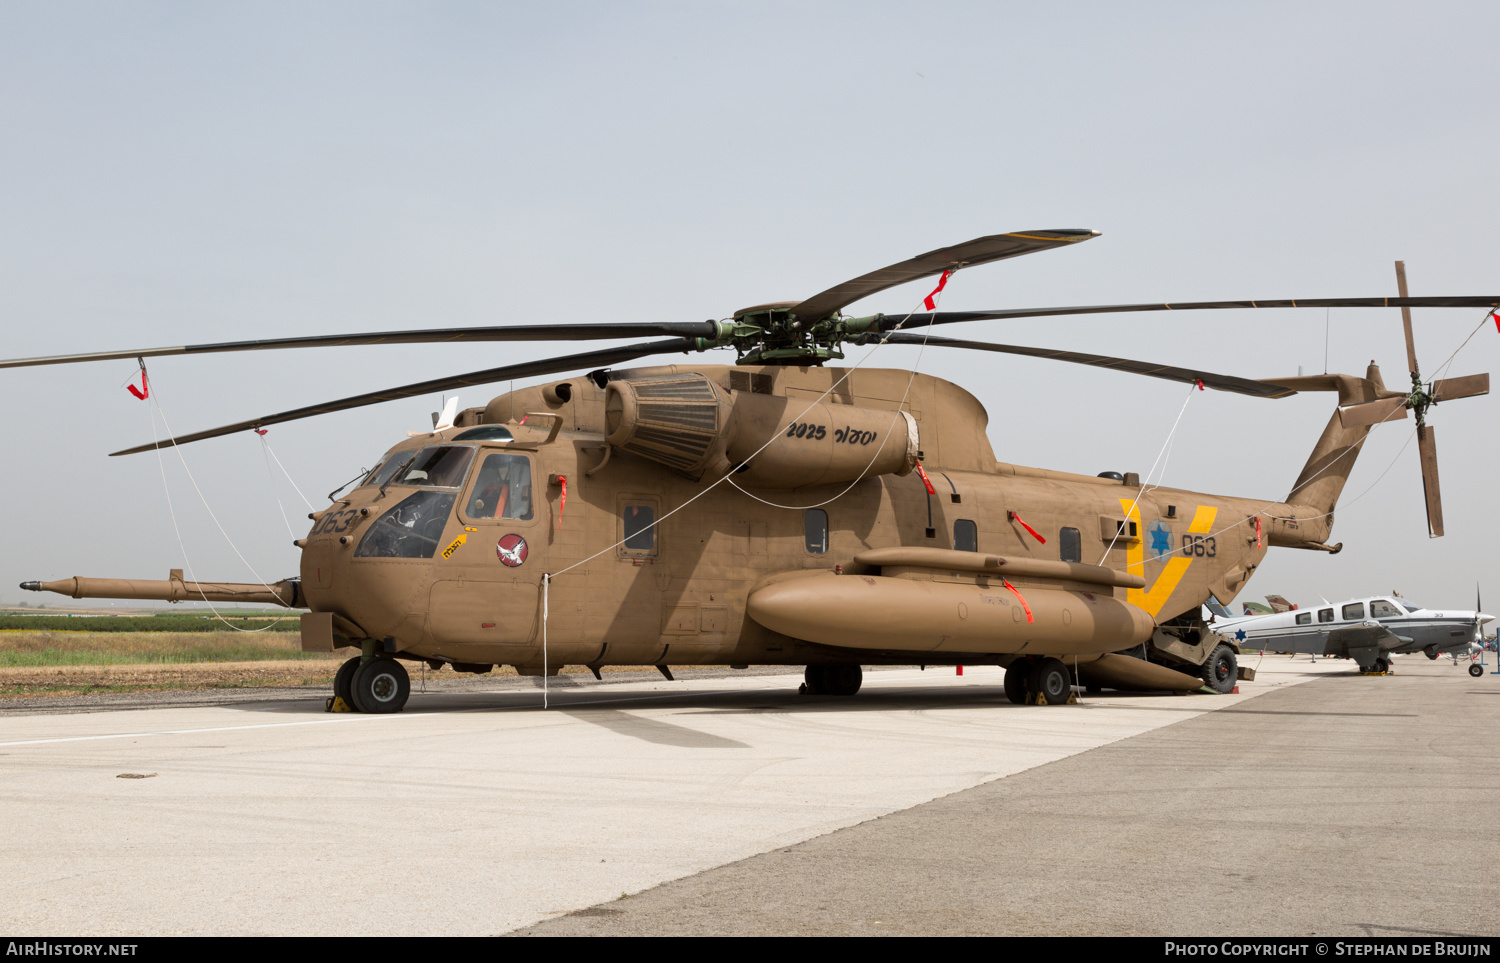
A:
1332 263 1492 537
0 232 1493 466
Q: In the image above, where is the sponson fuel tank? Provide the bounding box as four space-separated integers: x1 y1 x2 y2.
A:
746 569 1155 656
603 371 919 487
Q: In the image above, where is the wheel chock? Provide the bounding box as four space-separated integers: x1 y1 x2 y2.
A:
325 696 355 713
1027 691 1079 706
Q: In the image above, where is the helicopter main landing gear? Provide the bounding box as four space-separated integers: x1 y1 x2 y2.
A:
1470 663 1484 678
328 655 411 713
802 664 862 696
1003 657 1077 705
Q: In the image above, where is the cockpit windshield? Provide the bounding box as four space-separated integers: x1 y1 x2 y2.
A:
385 446 476 489
1394 599 1424 614
362 453 410 489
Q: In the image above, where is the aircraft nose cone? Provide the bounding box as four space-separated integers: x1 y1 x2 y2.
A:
1479 612 1494 623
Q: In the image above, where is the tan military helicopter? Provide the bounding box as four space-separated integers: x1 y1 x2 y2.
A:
9 231 1495 712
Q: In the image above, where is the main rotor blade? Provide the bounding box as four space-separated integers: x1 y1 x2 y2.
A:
1431 372 1490 403
790 230 1099 321
0 323 719 371
108 338 699 456
1417 425 1443 537
882 296 1500 329
1394 261 1420 377
1337 396 1410 428
868 332 1296 398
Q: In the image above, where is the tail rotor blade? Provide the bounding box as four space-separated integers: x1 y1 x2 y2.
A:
1430 373 1490 403
1395 261 1420 377
1337 396 1409 428
1417 425 1444 537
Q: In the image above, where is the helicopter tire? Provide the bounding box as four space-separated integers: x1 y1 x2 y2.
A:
1003 660 1031 705
1470 663 1484 678
1030 658 1072 705
1200 644 1238 693
351 658 411 714
804 664 862 696
1425 647 1439 660
334 656 361 708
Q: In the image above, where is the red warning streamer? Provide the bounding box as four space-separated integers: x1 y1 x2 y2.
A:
923 270 952 311
1255 515 1263 548
1492 310 1499 333
915 463 936 495
254 429 268 437
1003 579 1035 624
125 360 149 401
1009 510 1047 545
1195 378 1205 391
557 475 567 530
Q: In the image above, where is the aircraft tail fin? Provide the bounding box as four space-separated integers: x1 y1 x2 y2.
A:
1271 363 1405 518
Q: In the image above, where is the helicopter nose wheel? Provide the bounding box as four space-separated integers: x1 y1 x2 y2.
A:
1470 663 1484 678
351 658 411 713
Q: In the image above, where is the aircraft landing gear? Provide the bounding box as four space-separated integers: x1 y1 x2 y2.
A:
349 657 411 713
1470 663 1484 678
332 656 361 711
1003 660 1031 705
1030 658 1074 705
803 664 862 696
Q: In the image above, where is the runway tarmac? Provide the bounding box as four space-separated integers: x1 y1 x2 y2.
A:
1 657 1491 936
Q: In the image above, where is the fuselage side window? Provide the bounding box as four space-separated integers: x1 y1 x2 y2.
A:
1295 612 1312 625
463 453 534 521
954 518 978 553
1370 599 1401 618
1059 527 1081 563
805 509 829 554
622 503 657 555
1342 602 1365 620
1318 608 1334 623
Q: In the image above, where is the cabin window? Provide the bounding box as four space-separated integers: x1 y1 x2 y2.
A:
805 509 829 554
1295 612 1312 625
1342 602 1365 620
355 491 457 559
363 452 412 489
387 445 476 489
622 503 657 554
463 453 533 521
1370 599 1401 618
954 519 978 553
1318 608 1334 623
1059 527 1081 563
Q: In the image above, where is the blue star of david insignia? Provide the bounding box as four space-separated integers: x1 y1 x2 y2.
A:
1235 629 1248 641
1147 519 1173 556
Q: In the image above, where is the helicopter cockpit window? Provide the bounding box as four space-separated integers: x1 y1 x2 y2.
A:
805 509 829 554
954 518 978 553
363 453 411 489
1342 602 1366 620
622 504 656 553
390 446 476 489
354 490 457 559
464 453 534 521
1058 527 1081 563
452 426 515 443
1370 599 1402 618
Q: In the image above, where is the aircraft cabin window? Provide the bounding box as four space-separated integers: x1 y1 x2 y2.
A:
1318 608 1334 623
355 491 458 559
1370 600 1401 618
1295 612 1312 625
1342 602 1365 620
622 504 657 554
451 426 515 442
390 446 476 489
464 453 533 521
954 519 978 553
805 509 829 554
1059 527 1081 563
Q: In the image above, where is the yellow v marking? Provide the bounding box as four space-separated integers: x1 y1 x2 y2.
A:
1119 501 1216 618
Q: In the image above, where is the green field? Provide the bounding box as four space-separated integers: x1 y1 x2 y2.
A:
0 614 300 633
0 629 331 667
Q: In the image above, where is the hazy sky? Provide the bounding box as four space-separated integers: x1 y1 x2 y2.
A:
2 1 1497 611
